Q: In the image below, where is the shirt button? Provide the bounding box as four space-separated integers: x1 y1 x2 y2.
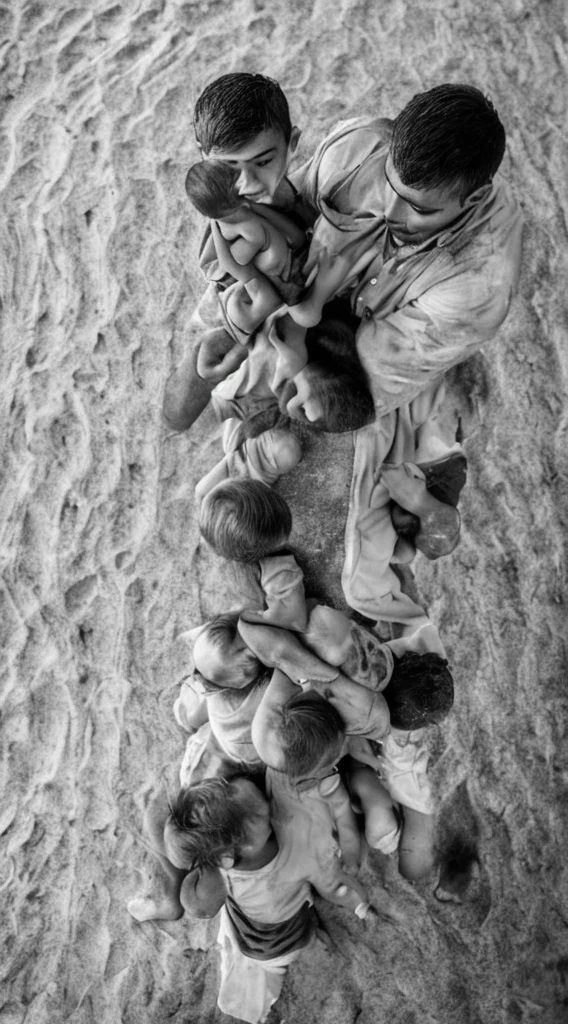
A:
370 278 377 285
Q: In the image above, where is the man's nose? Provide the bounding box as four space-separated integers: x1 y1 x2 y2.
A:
384 188 405 223
237 167 258 194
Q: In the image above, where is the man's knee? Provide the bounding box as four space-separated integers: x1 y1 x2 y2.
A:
162 347 213 432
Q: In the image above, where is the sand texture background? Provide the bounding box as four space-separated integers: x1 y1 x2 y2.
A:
1 0 568 1022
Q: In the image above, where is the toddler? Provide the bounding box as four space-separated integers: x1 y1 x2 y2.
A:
199 478 292 563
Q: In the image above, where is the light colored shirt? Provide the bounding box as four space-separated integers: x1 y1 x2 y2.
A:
292 115 524 415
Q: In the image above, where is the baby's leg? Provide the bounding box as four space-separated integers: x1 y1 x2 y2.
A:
196 428 301 500
127 792 186 922
346 760 400 853
244 554 308 632
398 807 436 882
303 604 353 665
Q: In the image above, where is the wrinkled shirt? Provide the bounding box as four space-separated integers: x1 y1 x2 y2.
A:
292 116 524 415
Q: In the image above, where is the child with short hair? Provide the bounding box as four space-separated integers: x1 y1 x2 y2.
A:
130 773 378 1024
199 479 292 563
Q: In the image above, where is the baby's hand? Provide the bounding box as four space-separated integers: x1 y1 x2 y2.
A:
197 329 248 381
267 312 308 389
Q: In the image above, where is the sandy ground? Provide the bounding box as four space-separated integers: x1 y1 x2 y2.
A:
1 1 568 1022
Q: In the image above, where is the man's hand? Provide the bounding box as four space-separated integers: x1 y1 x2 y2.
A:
196 328 249 383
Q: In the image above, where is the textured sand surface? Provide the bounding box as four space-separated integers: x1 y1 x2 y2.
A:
1 1 568 1022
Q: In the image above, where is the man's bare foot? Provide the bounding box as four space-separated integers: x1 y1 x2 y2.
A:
128 894 184 923
383 463 460 560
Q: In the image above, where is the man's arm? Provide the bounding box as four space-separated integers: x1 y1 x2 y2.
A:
356 197 524 415
163 327 248 431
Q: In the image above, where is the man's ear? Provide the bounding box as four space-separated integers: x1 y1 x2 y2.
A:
220 854 235 869
289 126 302 154
463 183 490 208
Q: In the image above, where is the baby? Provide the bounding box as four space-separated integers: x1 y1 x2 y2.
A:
185 160 308 326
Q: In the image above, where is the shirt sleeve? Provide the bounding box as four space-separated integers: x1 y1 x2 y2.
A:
356 257 521 416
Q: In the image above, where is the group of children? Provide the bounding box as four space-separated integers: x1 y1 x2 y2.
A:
127 70 521 1024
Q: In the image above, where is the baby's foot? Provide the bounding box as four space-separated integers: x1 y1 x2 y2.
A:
128 894 184 923
237 620 338 684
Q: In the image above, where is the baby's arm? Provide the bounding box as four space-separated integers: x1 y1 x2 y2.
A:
308 671 391 742
250 668 301 765
241 554 308 632
237 619 339 686
179 866 228 918
288 245 376 328
220 215 273 267
173 680 209 734
318 774 363 875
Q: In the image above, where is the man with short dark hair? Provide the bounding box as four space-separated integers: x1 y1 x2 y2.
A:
294 82 523 415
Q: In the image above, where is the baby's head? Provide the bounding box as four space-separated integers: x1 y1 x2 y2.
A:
199 479 292 562
185 161 242 220
383 651 454 729
193 612 262 689
257 691 346 790
280 311 375 432
164 775 271 871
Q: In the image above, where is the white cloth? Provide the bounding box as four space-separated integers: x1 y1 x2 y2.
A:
216 906 305 1024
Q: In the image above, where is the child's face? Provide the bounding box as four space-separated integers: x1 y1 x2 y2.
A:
384 154 467 245
193 630 260 688
204 126 300 204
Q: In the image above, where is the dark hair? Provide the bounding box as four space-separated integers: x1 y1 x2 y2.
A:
194 73 292 153
383 651 454 729
166 777 250 871
199 479 292 562
391 84 506 204
301 316 375 433
277 691 345 777
185 161 241 219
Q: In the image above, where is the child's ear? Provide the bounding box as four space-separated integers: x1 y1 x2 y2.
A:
289 126 301 154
